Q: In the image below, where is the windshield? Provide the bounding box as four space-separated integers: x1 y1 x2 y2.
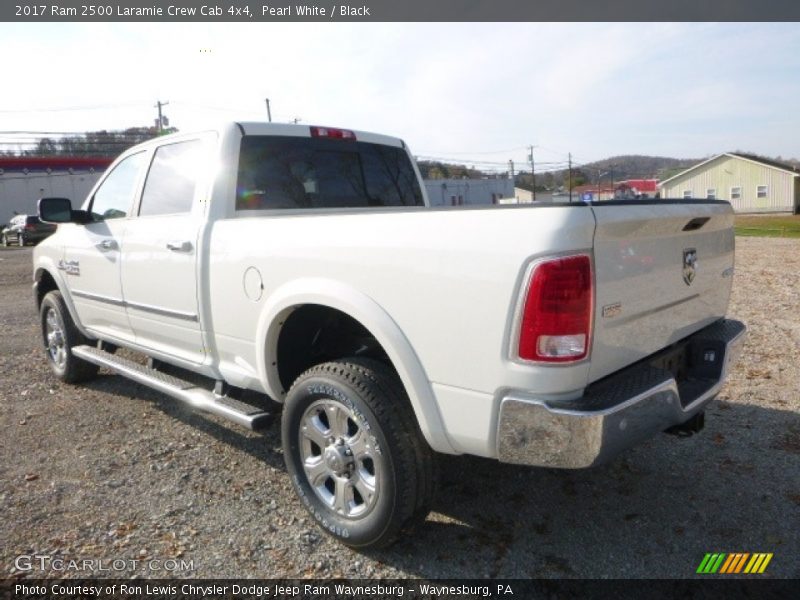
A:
236 136 424 210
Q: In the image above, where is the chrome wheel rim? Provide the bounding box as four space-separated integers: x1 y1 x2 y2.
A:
45 307 67 369
299 398 380 519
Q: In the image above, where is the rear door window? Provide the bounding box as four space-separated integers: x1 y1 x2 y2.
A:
236 136 423 210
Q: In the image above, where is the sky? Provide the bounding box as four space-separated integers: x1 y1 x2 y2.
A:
1 22 799 171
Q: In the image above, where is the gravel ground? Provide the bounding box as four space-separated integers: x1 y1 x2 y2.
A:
1 237 798 580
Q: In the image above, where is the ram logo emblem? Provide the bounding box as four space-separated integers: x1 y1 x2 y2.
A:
683 248 697 286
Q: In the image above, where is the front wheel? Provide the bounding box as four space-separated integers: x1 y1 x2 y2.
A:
282 359 436 548
40 290 99 383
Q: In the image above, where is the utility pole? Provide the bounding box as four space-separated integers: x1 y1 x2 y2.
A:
597 169 602 200
596 170 608 201
265 98 272 122
508 159 515 180
568 152 573 203
292 117 302 124
154 100 169 134
528 145 537 201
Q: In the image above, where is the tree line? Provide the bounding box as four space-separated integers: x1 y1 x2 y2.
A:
1 126 178 157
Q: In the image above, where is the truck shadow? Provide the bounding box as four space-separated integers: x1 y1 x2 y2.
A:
84 375 800 578
371 399 800 578
85 374 287 472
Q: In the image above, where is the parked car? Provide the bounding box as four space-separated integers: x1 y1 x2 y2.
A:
34 122 745 548
2 214 56 247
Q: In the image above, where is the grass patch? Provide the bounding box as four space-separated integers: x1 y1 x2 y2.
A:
735 214 800 238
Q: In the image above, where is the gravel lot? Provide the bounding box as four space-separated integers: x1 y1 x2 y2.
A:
1 237 798 579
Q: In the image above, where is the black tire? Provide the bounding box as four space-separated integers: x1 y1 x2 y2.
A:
282 358 436 548
40 290 99 383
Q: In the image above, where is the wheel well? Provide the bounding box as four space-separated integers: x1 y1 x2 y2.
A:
276 304 393 393
35 269 59 309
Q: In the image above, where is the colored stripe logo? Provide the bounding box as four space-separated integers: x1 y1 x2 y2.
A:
697 552 773 574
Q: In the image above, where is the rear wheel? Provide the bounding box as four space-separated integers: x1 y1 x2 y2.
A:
282 359 436 548
40 290 99 383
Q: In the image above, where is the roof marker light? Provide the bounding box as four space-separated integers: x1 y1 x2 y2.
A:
309 126 357 141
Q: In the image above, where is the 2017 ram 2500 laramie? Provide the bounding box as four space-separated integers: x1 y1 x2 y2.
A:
34 122 746 548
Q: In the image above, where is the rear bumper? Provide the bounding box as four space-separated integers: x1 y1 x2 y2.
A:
496 318 746 468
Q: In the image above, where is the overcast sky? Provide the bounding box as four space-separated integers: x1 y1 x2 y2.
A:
1 22 798 170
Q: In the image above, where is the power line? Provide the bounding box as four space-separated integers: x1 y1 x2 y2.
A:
416 146 527 156
0 130 155 135
416 154 569 167
0 103 141 114
171 100 260 112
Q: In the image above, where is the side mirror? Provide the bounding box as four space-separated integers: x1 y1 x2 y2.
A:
38 197 91 224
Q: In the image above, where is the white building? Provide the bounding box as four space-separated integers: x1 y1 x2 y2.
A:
0 157 112 225
658 153 800 213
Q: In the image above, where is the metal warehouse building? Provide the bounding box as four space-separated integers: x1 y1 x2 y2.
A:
658 153 800 214
0 157 112 225
424 178 514 206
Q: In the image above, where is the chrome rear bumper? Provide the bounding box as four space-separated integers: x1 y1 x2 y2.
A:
497 319 746 468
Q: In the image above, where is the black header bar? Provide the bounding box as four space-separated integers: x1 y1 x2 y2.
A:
3 0 800 22
3 579 799 600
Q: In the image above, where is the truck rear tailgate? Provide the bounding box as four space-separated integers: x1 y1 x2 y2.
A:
589 201 735 383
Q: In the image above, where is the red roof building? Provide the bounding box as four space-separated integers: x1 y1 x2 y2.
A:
0 156 114 173
616 179 659 198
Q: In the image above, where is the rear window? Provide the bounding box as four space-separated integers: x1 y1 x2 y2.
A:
236 136 423 210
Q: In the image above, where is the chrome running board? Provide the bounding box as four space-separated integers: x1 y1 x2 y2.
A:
72 345 272 430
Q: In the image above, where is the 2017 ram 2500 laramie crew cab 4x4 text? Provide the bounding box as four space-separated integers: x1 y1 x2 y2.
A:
34 122 746 548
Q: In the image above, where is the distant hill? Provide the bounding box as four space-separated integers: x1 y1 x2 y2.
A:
417 160 489 180
578 155 701 181
417 153 800 192
515 155 704 191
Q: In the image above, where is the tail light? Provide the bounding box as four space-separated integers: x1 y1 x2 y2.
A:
309 126 356 141
517 254 593 363
25 224 36 231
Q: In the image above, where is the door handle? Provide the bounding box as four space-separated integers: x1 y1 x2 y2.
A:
166 240 193 252
97 239 118 251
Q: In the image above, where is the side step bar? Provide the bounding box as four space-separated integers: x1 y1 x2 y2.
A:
72 345 272 430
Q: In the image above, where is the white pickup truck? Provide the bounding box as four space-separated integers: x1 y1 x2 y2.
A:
34 122 746 548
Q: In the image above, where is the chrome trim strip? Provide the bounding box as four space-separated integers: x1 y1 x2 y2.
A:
125 300 198 322
71 289 198 322
72 289 125 307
